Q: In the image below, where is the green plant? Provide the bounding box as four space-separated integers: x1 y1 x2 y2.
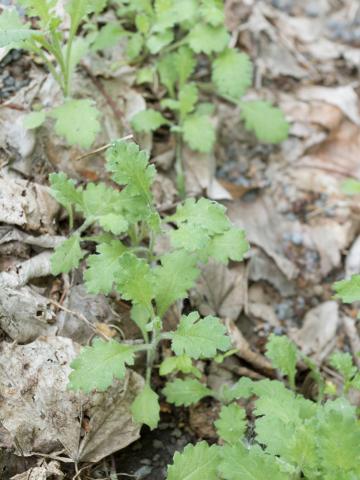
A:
49 138 249 429
0 1 109 148
165 334 360 480
116 0 289 192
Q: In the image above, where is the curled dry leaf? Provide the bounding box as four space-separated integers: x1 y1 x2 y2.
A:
0 337 143 463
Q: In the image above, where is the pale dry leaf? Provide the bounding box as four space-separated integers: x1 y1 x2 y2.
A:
293 301 339 361
0 285 56 343
297 86 360 126
345 235 360 278
193 260 247 321
227 196 298 280
10 461 64 480
0 337 143 463
57 284 121 344
0 178 60 233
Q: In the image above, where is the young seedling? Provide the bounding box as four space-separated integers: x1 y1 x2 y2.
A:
0 1 108 148
49 139 249 429
166 334 360 480
117 0 289 191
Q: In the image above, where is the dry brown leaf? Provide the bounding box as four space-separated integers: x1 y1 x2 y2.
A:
11 461 64 480
192 260 247 321
0 337 143 463
227 196 298 280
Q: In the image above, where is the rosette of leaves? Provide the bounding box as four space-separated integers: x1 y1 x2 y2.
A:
49 139 249 430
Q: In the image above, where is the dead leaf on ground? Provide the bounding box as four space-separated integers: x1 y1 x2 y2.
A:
292 301 339 362
10 461 64 480
192 260 247 321
227 195 298 280
0 178 59 233
57 284 121 344
183 147 232 200
0 336 143 463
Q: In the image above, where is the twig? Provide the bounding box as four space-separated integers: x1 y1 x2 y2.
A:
75 135 133 162
49 299 111 340
225 318 274 374
81 62 124 123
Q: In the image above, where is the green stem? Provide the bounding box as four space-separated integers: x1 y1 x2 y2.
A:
175 133 186 198
76 217 94 236
64 25 77 97
49 29 67 82
28 42 64 91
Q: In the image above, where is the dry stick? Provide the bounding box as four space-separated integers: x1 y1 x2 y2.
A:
81 62 124 122
225 318 274 375
74 134 134 162
342 314 360 368
49 299 111 341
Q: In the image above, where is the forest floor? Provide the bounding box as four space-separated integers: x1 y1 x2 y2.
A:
1 0 360 479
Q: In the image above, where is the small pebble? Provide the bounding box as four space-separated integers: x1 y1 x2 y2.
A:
140 458 152 465
153 439 164 449
171 428 182 438
134 465 152 479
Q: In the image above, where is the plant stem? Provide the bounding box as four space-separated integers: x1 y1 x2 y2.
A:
28 42 64 92
175 134 186 199
145 306 160 385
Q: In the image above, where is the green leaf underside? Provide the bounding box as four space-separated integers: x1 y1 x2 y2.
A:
329 352 357 383
265 334 298 387
182 114 215 153
170 311 230 359
116 253 154 309
51 235 85 275
23 111 46 129
212 49 253 100
207 228 249 263
51 99 101 148
160 354 200 377
215 403 247 444
154 250 200 317
188 24 229 54
167 442 220 480
131 385 160 430
0 9 33 49
240 100 289 144
106 140 155 204
69 339 135 392
131 108 169 132
341 178 360 195
333 275 360 303
84 240 126 294
163 378 212 406
169 198 230 234
219 443 289 480
49 172 83 209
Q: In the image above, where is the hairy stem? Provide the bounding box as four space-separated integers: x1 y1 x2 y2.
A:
175 134 186 199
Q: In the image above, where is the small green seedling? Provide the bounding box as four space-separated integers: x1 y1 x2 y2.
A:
49 139 249 429
166 334 360 480
116 0 289 191
0 0 109 148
